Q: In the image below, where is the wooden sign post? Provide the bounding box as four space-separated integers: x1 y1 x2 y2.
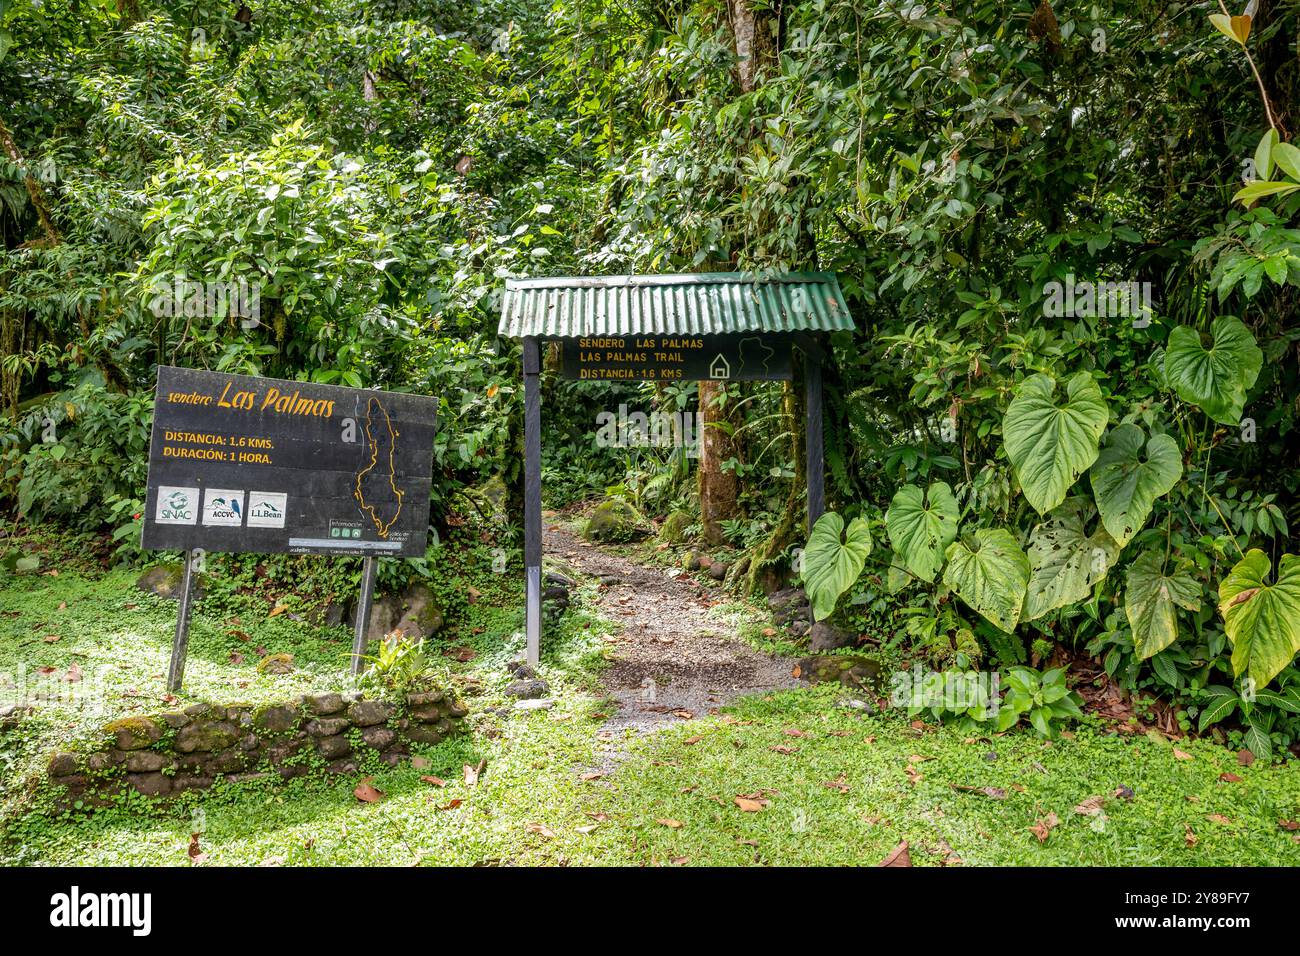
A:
141 366 438 690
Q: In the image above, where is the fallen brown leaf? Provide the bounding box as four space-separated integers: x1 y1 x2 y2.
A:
1173 748 1193 760
354 776 385 803
1219 772 1242 783
525 822 556 839
463 759 485 786
1029 812 1060 843
734 796 768 812
420 776 447 787
1184 824 1198 847
656 818 683 828
1073 795 1106 816
879 841 912 867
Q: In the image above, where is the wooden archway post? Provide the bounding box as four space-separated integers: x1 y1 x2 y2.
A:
523 336 543 665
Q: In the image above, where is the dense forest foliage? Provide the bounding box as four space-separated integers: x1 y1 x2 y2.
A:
2 1 1298 752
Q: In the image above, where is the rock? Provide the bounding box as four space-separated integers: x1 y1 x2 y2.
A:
797 654 883 688
683 552 703 571
159 711 189 729
808 621 854 652
135 564 204 601
184 703 212 718
256 653 295 675
543 585 570 604
515 698 555 712
87 752 117 772
788 619 810 638
175 720 239 754
127 772 172 797
205 750 252 774
544 569 575 588
708 561 728 581
124 751 170 773
768 587 808 614
171 775 213 792
265 740 307 765
239 734 260 751
253 703 300 734
348 700 392 727
315 735 352 760
445 701 468 718
307 717 351 737
581 498 650 542
361 726 396 750
506 662 537 680
391 583 445 641
404 725 445 746
598 574 621 586
48 752 79 777
103 716 165 751
408 705 445 723
505 679 549 700
406 689 444 707
659 510 694 544
304 692 345 715
358 593 402 643
326 758 359 775
475 474 510 518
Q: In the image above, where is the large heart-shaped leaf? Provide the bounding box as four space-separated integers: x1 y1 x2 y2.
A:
943 529 1031 633
1125 550 1201 660
1218 550 1300 687
1089 424 1183 546
885 482 959 583
1164 318 1262 425
803 512 873 621
1023 501 1118 621
1003 372 1109 516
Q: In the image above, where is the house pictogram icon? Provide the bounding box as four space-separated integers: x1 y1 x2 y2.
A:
709 353 731 379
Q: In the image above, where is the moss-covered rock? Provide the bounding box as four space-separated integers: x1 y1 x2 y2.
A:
582 498 650 542
659 510 694 544
103 716 165 751
135 563 206 600
256 653 295 674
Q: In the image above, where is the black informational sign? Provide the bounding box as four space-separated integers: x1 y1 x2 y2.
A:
560 333 792 381
142 367 437 558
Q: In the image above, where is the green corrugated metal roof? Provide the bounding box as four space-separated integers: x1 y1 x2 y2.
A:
497 272 852 338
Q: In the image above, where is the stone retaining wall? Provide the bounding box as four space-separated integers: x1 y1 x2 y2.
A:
44 687 466 807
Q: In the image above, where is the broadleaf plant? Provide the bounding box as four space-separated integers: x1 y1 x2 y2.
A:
885 481 959 583
1218 551 1300 687
943 528 1031 634
1089 424 1182 546
802 511 873 622
1002 372 1109 516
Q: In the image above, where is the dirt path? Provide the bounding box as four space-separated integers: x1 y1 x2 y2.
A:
545 523 800 756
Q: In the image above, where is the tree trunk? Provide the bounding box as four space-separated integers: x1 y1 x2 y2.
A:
698 379 739 544
697 0 778 546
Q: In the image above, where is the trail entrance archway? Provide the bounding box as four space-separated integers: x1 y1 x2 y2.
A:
498 272 852 665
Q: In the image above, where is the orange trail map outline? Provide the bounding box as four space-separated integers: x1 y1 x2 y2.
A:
353 397 405 537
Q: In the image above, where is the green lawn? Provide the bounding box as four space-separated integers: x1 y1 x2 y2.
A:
4 537 1300 866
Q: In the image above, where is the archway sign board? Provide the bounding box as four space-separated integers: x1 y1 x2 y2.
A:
498 272 853 665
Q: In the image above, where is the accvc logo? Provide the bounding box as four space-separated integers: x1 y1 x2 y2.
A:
201 488 245 526
49 886 152 936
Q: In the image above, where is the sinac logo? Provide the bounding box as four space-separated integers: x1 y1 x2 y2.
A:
163 491 192 520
